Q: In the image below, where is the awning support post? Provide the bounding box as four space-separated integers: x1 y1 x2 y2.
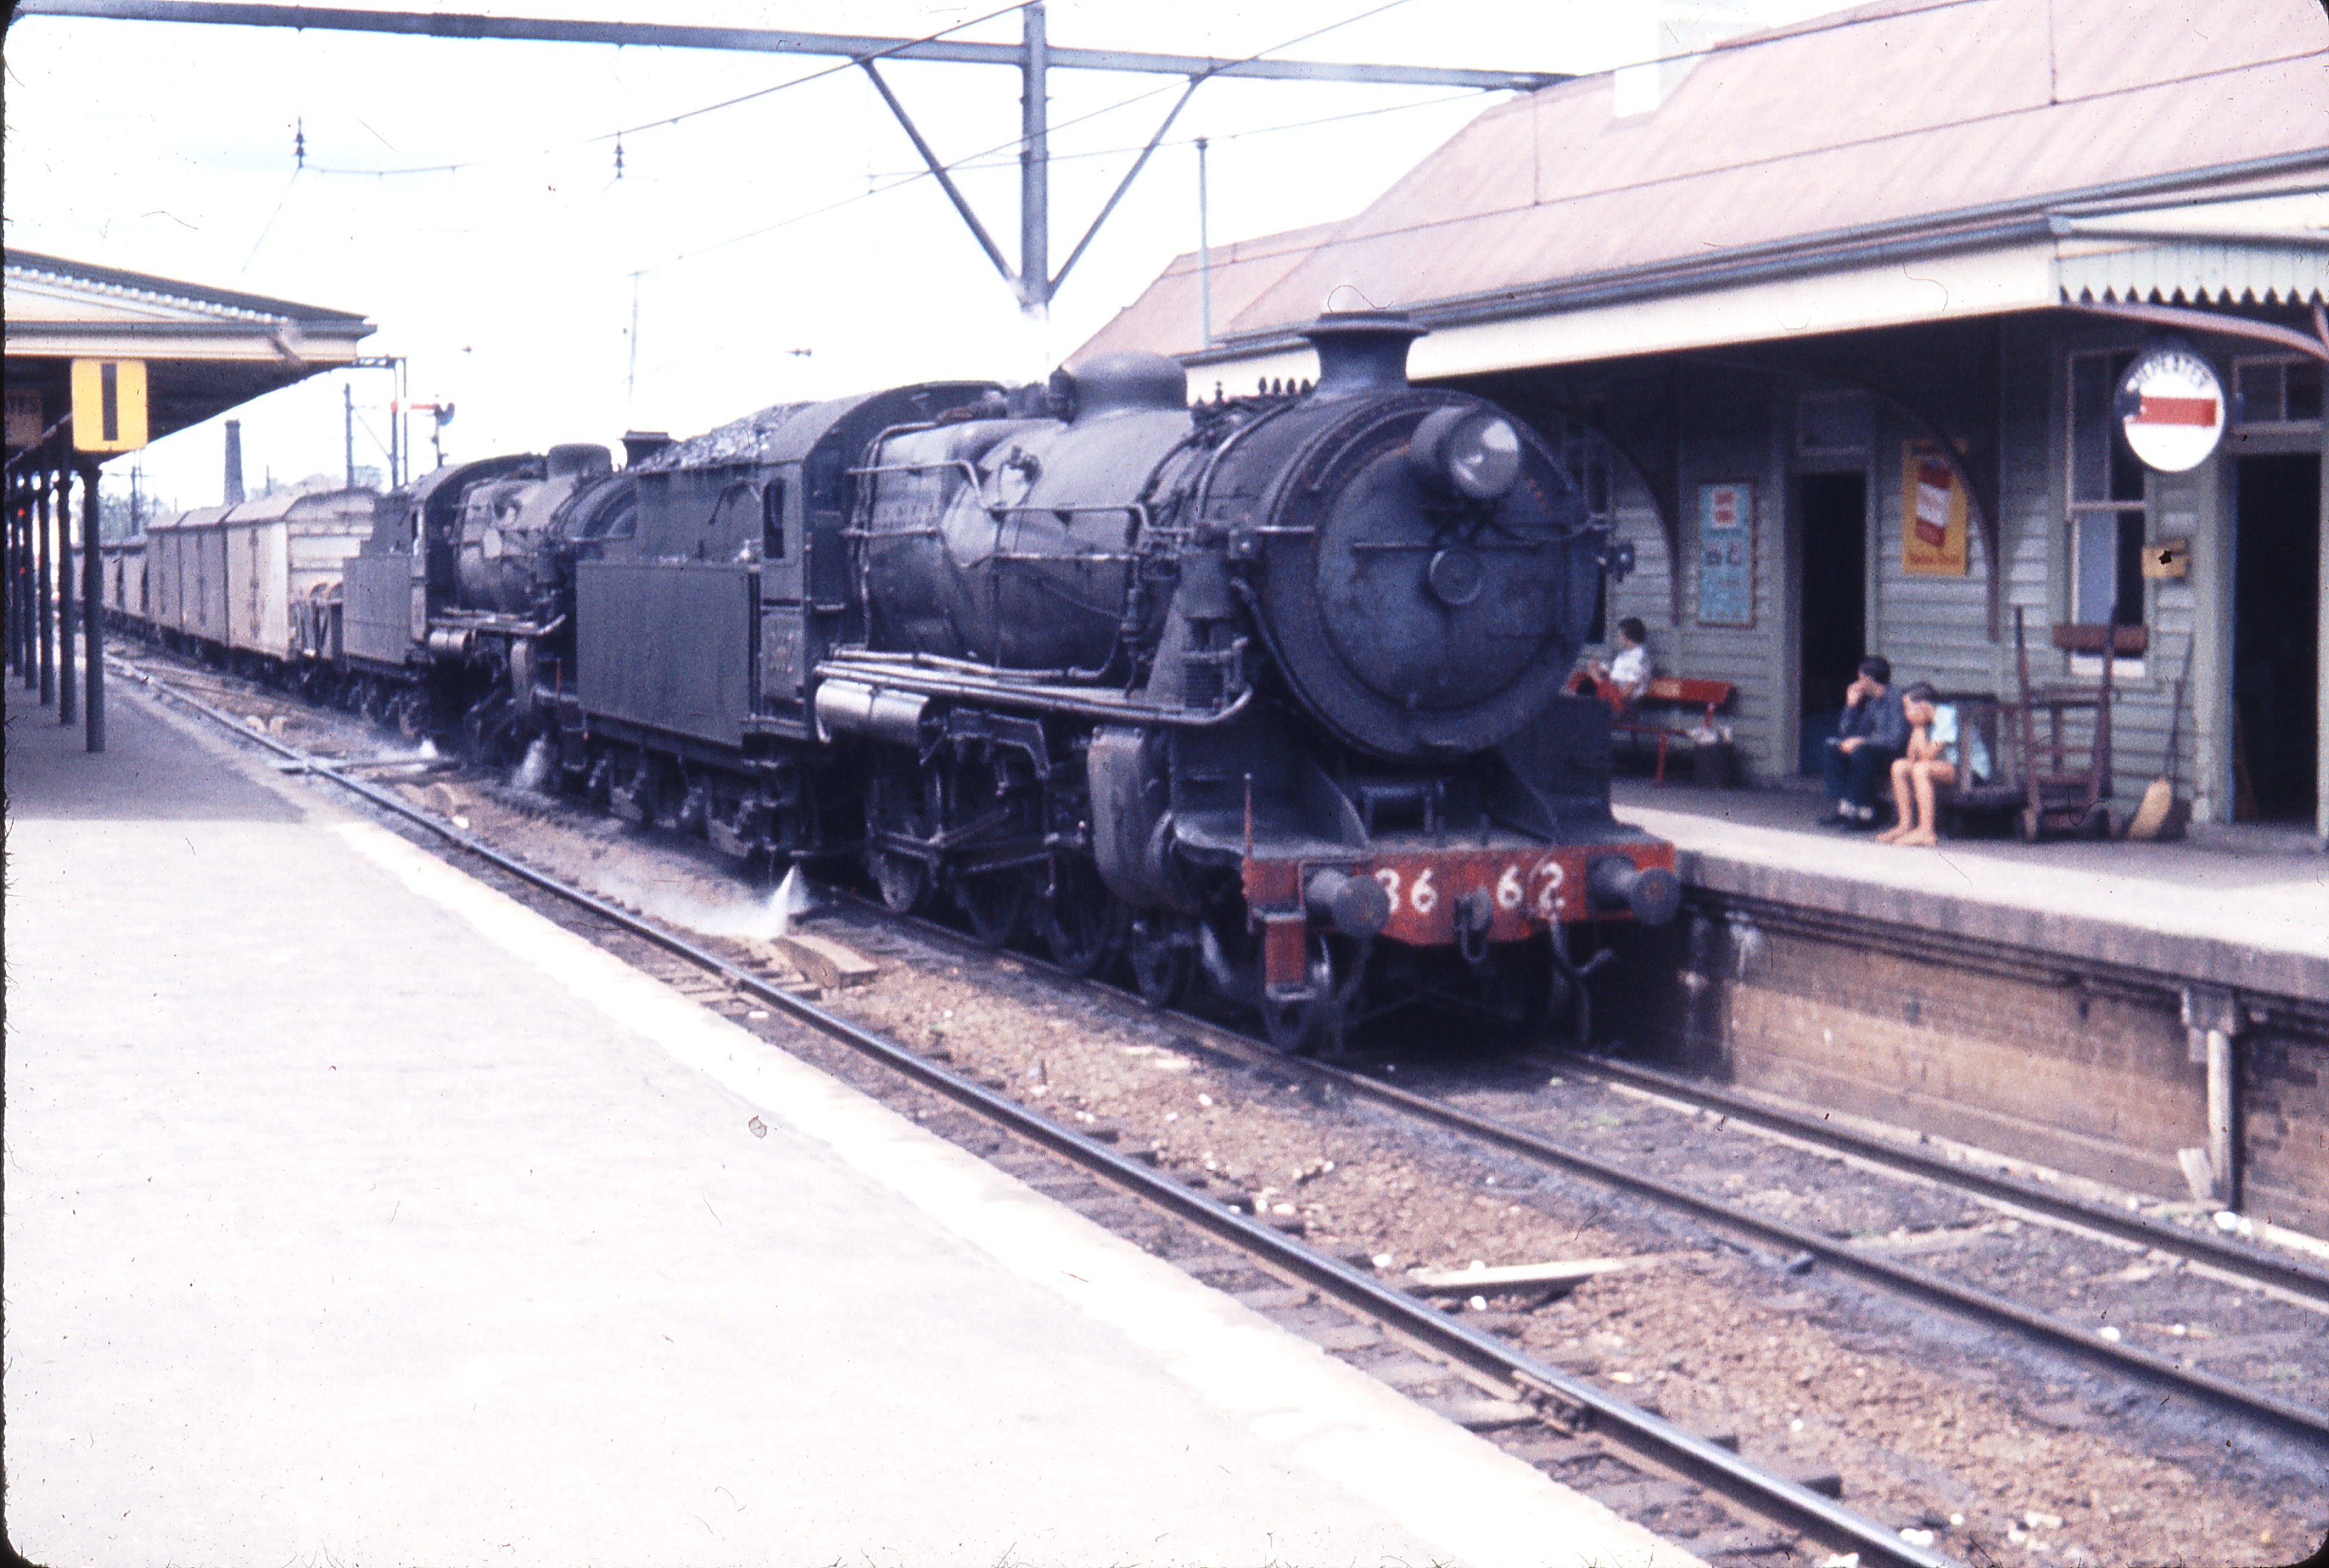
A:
82 455 105 752
6 478 24 682
38 466 57 706
56 462 76 726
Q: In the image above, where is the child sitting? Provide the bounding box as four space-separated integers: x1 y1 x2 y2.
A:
1581 617 1652 709
1878 682 1959 846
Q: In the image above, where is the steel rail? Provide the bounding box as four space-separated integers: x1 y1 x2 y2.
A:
836 889 2329 1450
1560 1052 2329 1308
1308 1055 2329 1446
117 659 1956 1568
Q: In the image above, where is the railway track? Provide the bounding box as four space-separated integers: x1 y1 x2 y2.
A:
1550 1052 2329 1308
846 886 2329 1450
121 654 1967 1568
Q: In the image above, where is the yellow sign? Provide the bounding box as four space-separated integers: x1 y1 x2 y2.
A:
5 387 43 449
1901 441 1967 576
71 358 149 453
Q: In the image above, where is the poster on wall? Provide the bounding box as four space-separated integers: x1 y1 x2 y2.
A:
1695 481 1754 626
1901 442 1969 575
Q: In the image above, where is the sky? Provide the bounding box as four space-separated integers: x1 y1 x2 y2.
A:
4 0 1853 510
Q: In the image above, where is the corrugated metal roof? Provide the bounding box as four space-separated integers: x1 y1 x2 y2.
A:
3 248 372 329
1089 0 2328 362
1072 221 1348 365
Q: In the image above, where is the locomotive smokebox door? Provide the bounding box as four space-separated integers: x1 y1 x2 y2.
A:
1242 325 1598 761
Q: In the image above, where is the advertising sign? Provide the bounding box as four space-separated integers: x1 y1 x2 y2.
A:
1695 481 1754 627
5 387 44 450
2113 343 2223 474
1901 442 1969 576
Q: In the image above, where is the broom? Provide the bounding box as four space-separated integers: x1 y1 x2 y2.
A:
2127 629 2196 842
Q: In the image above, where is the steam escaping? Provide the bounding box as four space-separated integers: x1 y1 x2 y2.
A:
511 737 554 794
767 864 818 938
576 859 819 943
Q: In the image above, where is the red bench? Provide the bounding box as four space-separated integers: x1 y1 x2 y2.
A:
1568 673 1736 785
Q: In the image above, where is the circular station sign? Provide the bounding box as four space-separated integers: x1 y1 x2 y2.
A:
2114 343 2225 473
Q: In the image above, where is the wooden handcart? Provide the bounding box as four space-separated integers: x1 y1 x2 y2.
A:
2007 606 2145 842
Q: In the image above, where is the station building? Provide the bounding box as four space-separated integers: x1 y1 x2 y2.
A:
1080 0 2329 838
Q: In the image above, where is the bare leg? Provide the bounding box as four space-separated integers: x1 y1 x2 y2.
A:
1877 758 1916 842
1899 761 1958 846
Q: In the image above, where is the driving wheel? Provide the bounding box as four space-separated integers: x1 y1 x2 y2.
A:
1128 916 1193 1008
1042 860 1127 977
955 874 1026 946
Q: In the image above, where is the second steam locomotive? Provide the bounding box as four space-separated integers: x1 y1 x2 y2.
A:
110 310 1679 1051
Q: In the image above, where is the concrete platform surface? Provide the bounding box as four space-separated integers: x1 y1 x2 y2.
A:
4 682 1700 1568
1613 779 2329 1005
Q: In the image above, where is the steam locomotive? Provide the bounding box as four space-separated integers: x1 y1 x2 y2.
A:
108 311 1679 1052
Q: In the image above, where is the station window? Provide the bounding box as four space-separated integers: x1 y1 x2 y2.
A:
2231 357 2324 427
2066 351 2145 628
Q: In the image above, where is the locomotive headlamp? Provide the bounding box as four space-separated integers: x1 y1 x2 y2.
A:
1410 406 1522 501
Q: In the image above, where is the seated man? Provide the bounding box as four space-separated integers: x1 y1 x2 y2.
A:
1819 657 1907 826
1581 617 1653 710
1879 684 1960 846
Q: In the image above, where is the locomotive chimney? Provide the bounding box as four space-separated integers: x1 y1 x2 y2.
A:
620 430 673 468
1301 310 1427 398
222 419 245 505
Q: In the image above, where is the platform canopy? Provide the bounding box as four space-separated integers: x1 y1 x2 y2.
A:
4 248 373 453
1076 0 2329 384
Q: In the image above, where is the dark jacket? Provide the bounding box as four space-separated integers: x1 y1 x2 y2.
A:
1840 688 1909 750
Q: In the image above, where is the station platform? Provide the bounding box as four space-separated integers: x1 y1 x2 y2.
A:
3 679 1697 1568
1612 778 2329 1007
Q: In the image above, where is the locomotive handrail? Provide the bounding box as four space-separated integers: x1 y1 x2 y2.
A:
833 645 1110 685
849 457 1150 539
815 653 1253 730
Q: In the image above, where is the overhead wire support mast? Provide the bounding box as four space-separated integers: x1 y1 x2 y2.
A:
14 0 1570 313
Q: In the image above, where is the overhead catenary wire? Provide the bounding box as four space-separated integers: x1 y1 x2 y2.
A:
629 0 1445 282
300 0 1036 178
869 82 1493 180
621 80 1487 322
160 0 2002 186
626 80 1494 378
238 166 302 272
300 0 1423 190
